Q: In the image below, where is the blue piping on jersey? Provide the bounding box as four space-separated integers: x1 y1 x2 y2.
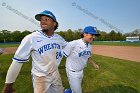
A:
63 51 68 57
37 30 54 38
13 58 29 62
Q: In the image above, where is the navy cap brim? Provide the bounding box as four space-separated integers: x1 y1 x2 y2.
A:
94 34 100 36
87 32 100 36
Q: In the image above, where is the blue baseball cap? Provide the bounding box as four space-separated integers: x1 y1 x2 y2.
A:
35 10 57 22
83 26 100 36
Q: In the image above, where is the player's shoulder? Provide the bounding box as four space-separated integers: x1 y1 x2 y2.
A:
22 32 33 40
53 33 66 41
54 33 64 38
30 30 40 36
21 30 38 41
25 30 41 38
68 39 80 46
71 39 81 43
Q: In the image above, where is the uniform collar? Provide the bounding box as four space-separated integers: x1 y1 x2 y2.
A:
80 38 89 47
37 30 54 38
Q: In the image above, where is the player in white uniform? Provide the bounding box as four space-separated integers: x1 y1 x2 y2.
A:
2 10 67 93
63 26 100 93
0 48 3 55
0 48 3 70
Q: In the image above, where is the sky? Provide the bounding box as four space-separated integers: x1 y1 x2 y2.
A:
0 0 140 33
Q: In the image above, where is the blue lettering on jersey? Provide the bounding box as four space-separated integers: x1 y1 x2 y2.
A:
38 43 61 54
79 51 91 57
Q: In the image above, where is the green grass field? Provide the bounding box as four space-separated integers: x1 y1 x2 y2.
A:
0 54 140 93
0 43 19 48
0 41 140 48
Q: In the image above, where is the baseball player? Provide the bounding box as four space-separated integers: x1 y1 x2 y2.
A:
63 26 100 93
2 10 67 93
0 47 3 55
0 48 3 70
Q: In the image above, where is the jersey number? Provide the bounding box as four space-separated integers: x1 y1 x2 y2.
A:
56 51 62 59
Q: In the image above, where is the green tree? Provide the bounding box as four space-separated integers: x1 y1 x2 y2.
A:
11 31 21 42
21 30 32 40
96 31 107 41
0 30 12 43
66 29 74 41
108 30 117 41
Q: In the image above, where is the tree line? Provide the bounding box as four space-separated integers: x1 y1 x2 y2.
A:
0 30 31 43
0 29 139 43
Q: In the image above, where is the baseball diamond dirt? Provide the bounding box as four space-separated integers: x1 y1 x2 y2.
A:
2 45 140 62
92 45 140 62
2 47 17 55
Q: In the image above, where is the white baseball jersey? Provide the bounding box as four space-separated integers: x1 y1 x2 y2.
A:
13 30 67 76
63 39 92 71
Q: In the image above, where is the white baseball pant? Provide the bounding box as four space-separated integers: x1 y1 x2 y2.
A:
32 70 64 93
66 68 83 93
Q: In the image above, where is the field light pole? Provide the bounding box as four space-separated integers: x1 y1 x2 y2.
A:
4 38 6 43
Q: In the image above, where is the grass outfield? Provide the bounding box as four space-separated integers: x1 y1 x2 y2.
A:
93 41 140 46
0 43 19 48
0 41 140 48
0 54 140 93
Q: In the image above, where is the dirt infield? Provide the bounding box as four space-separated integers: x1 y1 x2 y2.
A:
92 45 140 62
2 47 17 55
2 46 140 62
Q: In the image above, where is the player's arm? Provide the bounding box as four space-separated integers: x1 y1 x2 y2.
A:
62 43 70 57
2 34 32 93
62 41 75 57
2 61 23 93
61 38 68 49
88 57 99 70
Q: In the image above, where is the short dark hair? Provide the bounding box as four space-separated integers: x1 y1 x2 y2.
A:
81 32 88 38
81 33 84 38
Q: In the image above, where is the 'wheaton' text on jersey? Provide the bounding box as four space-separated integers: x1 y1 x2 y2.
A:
78 51 91 57
38 43 61 54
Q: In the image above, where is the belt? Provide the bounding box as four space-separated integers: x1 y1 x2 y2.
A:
71 70 76 72
71 70 83 72
66 68 83 72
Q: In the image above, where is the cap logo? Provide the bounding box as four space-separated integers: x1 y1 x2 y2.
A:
93 27 97 31
47 13 53 17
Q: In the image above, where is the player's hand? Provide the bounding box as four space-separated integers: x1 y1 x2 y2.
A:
94 64 99 70
2 83 15 93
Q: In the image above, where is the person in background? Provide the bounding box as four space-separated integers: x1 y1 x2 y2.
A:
63 26 100 93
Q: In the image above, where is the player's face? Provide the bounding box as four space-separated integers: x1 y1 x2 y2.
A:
83 34 96 43
40 16 56 31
